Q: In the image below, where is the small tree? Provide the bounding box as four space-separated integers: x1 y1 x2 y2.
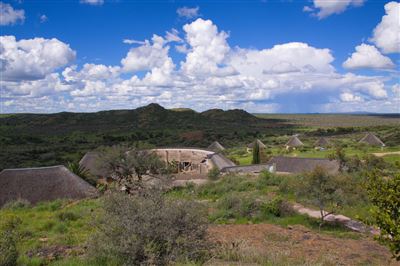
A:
366 171 400 260
297 167 344 229
88 191 210 265
252 141 260 164
98 145 169 193
328 147 347 172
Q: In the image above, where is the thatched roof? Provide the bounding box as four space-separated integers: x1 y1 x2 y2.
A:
79 151 108 178
314 137 330 147
359 133 385 146
247 139 266 149
0 165 97 206
268 156 339 175
209 153 236 170
285 136 304 147
208 141 225 152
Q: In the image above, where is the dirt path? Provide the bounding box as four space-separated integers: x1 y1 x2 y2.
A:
292 203 379 235
372 151 400 157
208 224 398 265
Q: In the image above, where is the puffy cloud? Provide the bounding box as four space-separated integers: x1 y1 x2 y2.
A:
370 1 400 54
230 42 334 78
2 18 396 113
63 63 120 82
0 2 25 26
177 6 199 19
80 0 104 5
304 0 365 19
0 36 76 81
343 44 395 70
340 92 363 102
181 18 234 77
121 35 174 73
1 73 72 97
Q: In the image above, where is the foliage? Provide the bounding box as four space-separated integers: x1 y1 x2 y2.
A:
252 140 260 164
67 161 95 186
328 147 348 172
366 171 400 260
296 167 345 228
88 191 210 265
257 171 283 187
98 145 169 193
0 215 21 266
208 167 220 180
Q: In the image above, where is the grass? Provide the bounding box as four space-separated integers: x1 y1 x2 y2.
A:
1 198 100 266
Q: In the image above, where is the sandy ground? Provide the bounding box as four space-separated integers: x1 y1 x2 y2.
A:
208 224 399 265
372 151 400 157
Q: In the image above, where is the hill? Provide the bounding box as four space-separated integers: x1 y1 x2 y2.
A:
0 103 289 170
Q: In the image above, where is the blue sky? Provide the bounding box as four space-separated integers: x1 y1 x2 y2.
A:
1 0 399 113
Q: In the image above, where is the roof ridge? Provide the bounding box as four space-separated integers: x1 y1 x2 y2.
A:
0 165 65 172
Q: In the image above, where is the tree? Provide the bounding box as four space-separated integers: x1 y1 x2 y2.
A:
297 167 344 229
328 147 347 172
67 161 94 185
98 145 169 193
252 141 260 164
366 171 400 260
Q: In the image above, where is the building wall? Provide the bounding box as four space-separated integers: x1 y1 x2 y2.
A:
152 148 214 174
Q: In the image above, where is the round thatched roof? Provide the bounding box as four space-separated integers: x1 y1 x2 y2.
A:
208 141 225 152
247 139 266 149
314 137 330 147
359 133 385 146
0 165 97 207
286 136 304 147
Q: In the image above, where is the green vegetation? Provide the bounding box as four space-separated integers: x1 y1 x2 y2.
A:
88 191 210 265
366 171 400 260
0 103 293 170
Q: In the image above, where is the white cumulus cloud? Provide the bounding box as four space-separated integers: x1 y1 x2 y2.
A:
305 0 365 19
0 36 76 81
340 92 363 102
0 2 25 25
343 44 395 70
121 35 173 73
370 1 400 54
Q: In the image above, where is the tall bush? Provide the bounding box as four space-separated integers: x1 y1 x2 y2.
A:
88 190 210 265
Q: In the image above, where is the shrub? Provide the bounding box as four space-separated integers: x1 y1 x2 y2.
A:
0 215 21 266
88 190 210 265
216 193 260 219
57 211 80 222
208 167 220 180
256 171 282 187
2 199 31 210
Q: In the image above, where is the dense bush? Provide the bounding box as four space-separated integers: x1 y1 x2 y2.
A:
257 171 283 187
216 193 259 219
88 190 210 265
208 167 220 180
0 215 21 266
57 211 80 222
